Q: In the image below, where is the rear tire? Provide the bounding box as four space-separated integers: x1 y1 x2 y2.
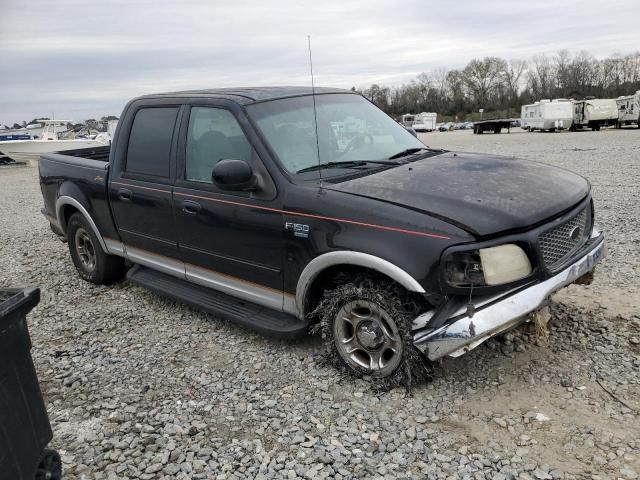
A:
36 448 62 480
67 212 125 284
312 276 432 389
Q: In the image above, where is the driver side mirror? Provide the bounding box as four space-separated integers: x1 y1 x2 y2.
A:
212 159 258 191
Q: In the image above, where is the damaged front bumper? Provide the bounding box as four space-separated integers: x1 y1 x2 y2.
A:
413 231 605 361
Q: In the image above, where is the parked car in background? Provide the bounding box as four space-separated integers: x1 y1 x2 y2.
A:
404 126 418 137
39 87 605 383
438 123 450 132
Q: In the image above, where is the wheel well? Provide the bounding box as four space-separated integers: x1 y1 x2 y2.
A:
59 204 80 234
303 265 427 320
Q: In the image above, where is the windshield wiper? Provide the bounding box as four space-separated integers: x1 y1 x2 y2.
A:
297 160 404 174
388 147 429 159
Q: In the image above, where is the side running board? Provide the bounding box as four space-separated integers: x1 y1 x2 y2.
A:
126 265 307 339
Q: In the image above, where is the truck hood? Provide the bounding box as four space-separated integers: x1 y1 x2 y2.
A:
326 152 590 237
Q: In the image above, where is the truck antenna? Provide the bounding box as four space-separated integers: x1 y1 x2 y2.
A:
307 35 322 185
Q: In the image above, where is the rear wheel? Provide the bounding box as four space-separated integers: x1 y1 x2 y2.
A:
35 448 62 480
313 276 432 389
67 212 125 284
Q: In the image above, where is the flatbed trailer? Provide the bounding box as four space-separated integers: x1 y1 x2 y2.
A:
473 119 517 134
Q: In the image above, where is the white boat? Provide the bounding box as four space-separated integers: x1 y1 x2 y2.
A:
0 120 109 164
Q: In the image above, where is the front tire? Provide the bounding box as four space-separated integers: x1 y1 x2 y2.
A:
67 212 125 284
313 277 432 388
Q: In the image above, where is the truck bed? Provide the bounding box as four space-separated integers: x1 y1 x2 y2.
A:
39 147 119 241
53 145 111 162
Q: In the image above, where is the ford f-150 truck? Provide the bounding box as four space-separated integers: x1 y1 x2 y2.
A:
39 87 605 383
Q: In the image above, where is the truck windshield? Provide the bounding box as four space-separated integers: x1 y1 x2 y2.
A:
246 94 425 175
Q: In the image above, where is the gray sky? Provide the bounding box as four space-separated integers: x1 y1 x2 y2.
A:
2 0 639 124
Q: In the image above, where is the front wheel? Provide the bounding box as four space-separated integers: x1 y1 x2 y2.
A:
313 277 432 388
67 212 125 284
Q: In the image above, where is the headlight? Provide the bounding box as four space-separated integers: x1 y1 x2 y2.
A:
445 244 532 287
479 244 532 285
445 250 485 287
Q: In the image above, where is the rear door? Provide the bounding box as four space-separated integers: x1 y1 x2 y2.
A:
172 103 286 311
109 105 184 276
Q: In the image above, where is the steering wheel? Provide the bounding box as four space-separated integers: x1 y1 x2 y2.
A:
344 134 373 153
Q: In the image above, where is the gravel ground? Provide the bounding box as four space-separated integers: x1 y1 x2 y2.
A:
1 128 639 480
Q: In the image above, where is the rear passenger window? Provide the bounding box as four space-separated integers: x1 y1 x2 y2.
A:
126 107 179 177
186 107 253 183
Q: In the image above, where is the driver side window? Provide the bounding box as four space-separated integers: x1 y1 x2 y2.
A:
186 107 252 183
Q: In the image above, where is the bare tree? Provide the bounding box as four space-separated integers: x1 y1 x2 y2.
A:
366 50 640 121
528 55 555 99
462 57 507 109
502 59 528 107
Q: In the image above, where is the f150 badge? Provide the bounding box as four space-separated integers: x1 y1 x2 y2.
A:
285 222 310 238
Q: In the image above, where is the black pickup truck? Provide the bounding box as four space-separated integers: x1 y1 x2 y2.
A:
39 87 605 382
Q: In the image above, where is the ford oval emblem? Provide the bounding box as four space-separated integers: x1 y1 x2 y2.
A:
568 226 582 241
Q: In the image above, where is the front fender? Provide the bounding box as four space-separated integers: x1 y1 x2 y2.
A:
295 251 426 314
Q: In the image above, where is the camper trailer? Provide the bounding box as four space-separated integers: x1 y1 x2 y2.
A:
571 98 618 131
411 112 437 132
616 91 640 128
520 99 573 132
400 114 415 127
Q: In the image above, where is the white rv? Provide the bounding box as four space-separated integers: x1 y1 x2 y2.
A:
571 98 618 130
615 90 640 128
400 114 415 127
520 99 573 132
411 112 437 132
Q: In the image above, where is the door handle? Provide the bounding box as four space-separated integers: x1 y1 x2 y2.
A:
118 188 132 200
182 200 202 214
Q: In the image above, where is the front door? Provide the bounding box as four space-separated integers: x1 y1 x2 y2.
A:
173 105 285 311
109 105 183 276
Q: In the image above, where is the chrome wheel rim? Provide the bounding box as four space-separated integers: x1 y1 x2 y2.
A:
333 300 403 376
75 228 96 272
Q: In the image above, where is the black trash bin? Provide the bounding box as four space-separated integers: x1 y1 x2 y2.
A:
0 288 62 480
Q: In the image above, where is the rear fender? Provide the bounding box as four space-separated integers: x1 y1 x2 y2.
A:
55 194 109 254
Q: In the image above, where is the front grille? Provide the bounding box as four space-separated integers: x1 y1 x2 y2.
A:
539 206 590 270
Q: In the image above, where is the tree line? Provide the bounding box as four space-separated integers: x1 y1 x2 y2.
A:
355 50 640 121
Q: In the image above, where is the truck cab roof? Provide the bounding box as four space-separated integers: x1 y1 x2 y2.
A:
138 86 354 105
